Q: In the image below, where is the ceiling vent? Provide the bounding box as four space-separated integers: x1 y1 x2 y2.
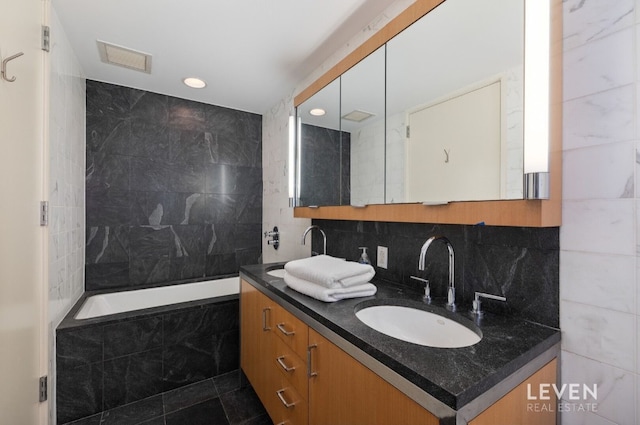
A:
97 40 152 73
342 109 375 123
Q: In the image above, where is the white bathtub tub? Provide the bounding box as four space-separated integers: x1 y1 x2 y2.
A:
75 277 240 320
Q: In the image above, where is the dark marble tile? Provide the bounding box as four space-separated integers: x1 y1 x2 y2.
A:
100 395 164 425
239 414 272 425
86 149 131 191
162 336 216 390
129 119 174 161
170 225 207 258
130 157 171 192
132 192 206 226
168 97 206 132
85 262 130 290
130 90 169 126
86 80 131 119
163 378 218 414
137 417 166 425
129 257 171 285
60 412 102 425
204 165 262 195
205 107 262 168
165 398 229 425
167 161 205 193
57 326 103 368
103 349 164 409
162 307 214 346
169 130 209 165
205 253 238 276
219 385 266 425
212 330 240 375
103 317 163 360
213 370 241 395
86 226 129 264
129 226 173 260
169 256 206 281
56 362 103 424
86 191 132 227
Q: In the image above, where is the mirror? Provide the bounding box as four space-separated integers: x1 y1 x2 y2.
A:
385 0 524 203
341 46 386 206
296 78 344 207
296 0 525 207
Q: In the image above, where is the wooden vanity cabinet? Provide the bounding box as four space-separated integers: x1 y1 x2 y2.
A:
241 279 309 425
308 328 439 425
241 279 556 425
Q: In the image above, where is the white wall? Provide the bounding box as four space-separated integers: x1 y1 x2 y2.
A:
48 6 85 423
560 1 638 424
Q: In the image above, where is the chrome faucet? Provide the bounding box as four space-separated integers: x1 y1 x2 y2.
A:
419 236 455 310
301 225 327 255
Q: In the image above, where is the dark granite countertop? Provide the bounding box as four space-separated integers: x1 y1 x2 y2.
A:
240 262 560 415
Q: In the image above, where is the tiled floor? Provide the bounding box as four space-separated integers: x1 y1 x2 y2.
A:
61 370 270 425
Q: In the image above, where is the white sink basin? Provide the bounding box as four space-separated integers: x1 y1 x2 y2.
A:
356 305 481 348
266 269 285 278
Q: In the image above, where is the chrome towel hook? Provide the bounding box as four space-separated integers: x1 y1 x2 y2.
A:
1 52 24 83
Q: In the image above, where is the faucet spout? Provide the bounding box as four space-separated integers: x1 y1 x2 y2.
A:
418 236 455 310
301 225 327 255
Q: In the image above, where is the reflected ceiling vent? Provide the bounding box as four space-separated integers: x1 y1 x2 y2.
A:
97 40 152 73
342 109 375 122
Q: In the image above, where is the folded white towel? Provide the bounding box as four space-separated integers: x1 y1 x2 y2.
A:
284 255 375 289
284 272 377 303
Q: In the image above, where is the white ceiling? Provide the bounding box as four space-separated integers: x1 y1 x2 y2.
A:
52 0 399 114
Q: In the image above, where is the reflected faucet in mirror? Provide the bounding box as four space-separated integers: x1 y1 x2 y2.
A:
301 225 327 256
419 236 455 310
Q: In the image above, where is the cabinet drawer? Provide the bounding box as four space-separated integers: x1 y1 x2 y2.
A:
273 333 308 399
271 373 309 425
273 304 308 359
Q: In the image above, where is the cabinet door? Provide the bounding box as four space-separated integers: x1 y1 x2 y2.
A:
469 359 557 425
240 280 277 416
308 329 438 425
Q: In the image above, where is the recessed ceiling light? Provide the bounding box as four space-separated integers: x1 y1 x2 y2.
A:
183 77 207 89
309 108 326 116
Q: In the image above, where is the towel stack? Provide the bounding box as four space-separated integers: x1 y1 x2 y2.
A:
283 255 377 302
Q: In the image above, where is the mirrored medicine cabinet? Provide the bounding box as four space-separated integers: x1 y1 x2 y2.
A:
293 0 562 227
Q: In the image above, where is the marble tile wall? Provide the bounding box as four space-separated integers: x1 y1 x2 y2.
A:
560 1 639 424
85 80 262 290
48 7 86 424
56 299 239 424
312 219 559 328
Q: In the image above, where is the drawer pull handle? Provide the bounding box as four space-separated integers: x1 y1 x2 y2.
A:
277 323 295 336
276 389 296 408
277 356 296 372
262 307 271 331
307 344 318 378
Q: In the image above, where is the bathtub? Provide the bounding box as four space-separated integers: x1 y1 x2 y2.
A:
57 276 241 424
75 277 239 319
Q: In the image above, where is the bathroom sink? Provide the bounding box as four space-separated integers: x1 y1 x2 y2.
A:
355 305 481 348
266 269 285 278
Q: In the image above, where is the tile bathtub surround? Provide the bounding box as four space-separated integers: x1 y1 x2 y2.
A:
312 219 559 328
56 299 239 424
85 80 263 291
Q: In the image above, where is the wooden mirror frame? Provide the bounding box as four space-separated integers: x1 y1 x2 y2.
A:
293 0 562 227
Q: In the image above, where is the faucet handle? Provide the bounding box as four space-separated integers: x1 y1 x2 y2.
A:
472 292 507 316
410 276 431 302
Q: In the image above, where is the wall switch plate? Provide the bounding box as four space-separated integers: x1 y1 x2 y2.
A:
377 246 388 269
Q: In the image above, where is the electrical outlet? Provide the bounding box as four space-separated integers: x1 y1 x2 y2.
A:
377 246 388 269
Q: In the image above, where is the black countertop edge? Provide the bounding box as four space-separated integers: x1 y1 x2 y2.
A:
240 263 561 415
57 275 240 331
